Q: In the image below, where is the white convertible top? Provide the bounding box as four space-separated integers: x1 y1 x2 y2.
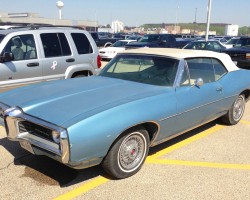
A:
122 48 239 72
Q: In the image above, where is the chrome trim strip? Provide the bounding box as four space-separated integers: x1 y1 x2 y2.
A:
60 130 70 163
160 95 236 122
152 115 222 147
173 59 186 88
0 102 10 126
17 132 60 155
0 102 11 111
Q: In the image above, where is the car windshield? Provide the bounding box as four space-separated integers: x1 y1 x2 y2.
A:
99 54 179 86
127 36 141 40
111 41 128 47
138 35 160 43
226 38 239 45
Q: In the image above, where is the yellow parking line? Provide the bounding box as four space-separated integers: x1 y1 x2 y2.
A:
54 124 225 199
147 124 225 160
146 159 250 170
240 120 250 125
53 177 109 200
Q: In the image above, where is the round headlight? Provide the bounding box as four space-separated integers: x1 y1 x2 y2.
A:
52 131 60 143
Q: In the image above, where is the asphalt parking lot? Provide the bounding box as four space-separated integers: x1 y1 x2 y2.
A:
0 98 249 199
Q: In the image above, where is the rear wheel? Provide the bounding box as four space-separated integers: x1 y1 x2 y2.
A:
102 126 149 179
221 94 245 125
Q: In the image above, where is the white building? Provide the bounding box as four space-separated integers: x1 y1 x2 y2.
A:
111 20 124 33
0 12 97 31
225 24 239 36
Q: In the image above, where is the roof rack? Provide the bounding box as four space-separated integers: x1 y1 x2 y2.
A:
28 24 85 30
0 23 85 30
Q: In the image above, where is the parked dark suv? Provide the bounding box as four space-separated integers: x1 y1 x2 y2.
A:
125 34 190 49
223 37 250 69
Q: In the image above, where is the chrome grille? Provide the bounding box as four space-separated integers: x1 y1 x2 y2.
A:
18 121 53 142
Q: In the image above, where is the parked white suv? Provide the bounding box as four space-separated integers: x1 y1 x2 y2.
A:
0 26 102 92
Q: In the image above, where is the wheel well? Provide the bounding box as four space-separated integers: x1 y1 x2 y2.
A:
241 90 250 102
104 122 159 162
115 122 158 146
139 122 159 142
71 70 92 78
104 42 112 48
110 122 158 148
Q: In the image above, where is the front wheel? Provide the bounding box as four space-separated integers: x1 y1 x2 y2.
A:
102 126 149 179
221 94 245 125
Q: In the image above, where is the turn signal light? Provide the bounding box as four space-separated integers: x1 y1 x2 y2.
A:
97 55 102 68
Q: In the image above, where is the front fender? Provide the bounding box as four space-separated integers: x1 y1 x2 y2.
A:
66 92 177 166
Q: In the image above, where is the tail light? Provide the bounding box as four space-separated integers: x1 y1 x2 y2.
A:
246 53 250 59
97 55 102 68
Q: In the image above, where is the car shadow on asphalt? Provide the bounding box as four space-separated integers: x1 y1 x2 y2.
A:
0 137 107 187
148 121 219 156
15 154 106 187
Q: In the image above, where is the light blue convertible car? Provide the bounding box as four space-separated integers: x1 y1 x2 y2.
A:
0 48 250 179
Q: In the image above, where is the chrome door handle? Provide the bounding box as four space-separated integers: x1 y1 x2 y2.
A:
66 58 75 62
27 62 39 67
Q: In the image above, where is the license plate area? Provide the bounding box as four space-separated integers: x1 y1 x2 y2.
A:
20 140 34 154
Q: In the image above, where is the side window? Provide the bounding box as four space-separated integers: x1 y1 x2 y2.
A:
206 42 215 50
71 33 93 54
1 34 37 61
180 63 190 86
212 59 227 80
58 33 71 56
24 35 37 60
161 35 169 42
186 58 215 84
41 33 71 58
211 42 221 50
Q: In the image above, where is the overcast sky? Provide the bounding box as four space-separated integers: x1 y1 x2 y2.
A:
0 0 249 27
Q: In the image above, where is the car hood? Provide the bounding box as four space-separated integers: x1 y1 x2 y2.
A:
223 46 250 53
0 76 168 127
126 42 158 47
99 47 125 52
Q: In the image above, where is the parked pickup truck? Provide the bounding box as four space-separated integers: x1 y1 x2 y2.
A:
125 34 191 49
90 32 121 47
223 37 250 69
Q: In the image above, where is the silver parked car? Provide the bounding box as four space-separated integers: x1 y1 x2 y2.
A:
0 26 102 92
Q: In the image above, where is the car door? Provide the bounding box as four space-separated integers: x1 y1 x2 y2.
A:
0 34 42 93
175 58 226 133
39 32 73 81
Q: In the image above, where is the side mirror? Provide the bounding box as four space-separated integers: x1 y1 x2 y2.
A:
195 78 204 87
0 52 14 62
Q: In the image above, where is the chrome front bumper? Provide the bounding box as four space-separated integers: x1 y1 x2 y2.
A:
0 103 70 164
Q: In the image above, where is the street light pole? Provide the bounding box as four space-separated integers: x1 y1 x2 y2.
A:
193 8 197 35
205 0 212 41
